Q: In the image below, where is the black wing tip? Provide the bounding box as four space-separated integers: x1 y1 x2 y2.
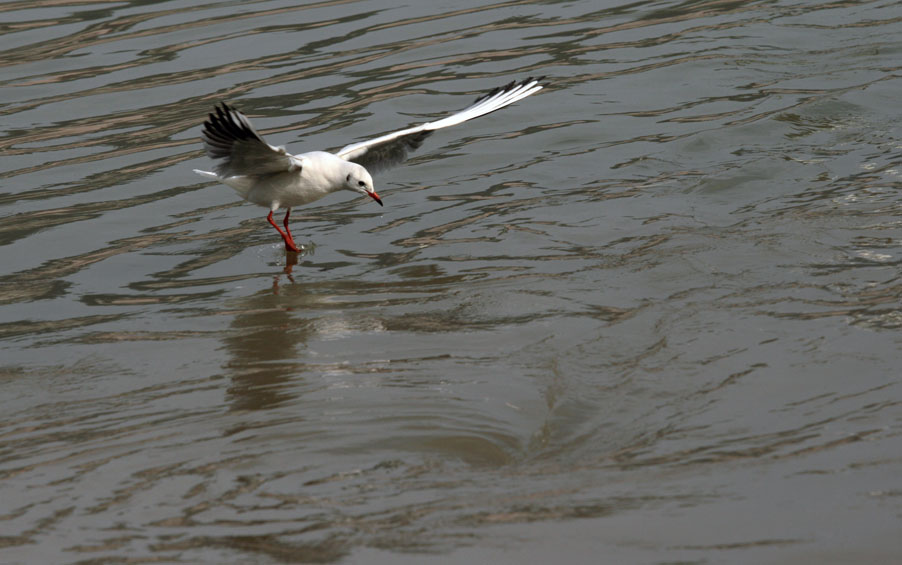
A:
204 102 234 125
471 76 547 104
208 101 237 115
201 100 261 148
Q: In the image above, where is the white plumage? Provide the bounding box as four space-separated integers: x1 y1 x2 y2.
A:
194 77 544 252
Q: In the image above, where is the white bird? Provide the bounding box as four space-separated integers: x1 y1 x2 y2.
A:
194 77 544 252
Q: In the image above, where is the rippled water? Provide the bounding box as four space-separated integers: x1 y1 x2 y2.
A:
2 1 901 563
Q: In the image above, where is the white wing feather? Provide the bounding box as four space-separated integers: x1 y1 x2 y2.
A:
335 77 544 173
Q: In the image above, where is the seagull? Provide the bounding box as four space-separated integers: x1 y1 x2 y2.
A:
194 77 544 252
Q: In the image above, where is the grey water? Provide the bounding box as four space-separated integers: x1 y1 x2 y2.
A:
1 1 901 563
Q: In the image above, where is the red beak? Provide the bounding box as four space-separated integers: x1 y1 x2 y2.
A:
368 191 383 206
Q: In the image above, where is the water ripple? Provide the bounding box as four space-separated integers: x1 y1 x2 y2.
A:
2 0 902 562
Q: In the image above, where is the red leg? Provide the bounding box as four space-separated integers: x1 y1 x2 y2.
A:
283 208 295 242
267 210 300 253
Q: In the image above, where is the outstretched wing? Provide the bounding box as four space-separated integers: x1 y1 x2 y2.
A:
200 103 299 177
335 77 544 174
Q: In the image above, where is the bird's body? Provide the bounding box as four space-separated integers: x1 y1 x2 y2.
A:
194 77 544 252
197 151 352 209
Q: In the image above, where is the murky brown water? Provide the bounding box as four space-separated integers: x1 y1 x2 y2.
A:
2 1 901 563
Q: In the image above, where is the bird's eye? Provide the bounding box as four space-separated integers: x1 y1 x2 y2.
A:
358 181 366 187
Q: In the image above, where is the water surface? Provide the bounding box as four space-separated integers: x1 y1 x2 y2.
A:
2 0 901 563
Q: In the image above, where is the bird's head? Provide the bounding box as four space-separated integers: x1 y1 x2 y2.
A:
344 164 382 206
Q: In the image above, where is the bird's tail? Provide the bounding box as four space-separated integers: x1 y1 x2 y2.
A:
193 169 253 198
